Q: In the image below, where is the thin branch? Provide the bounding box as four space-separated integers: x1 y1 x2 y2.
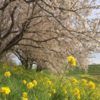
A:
0 0 16 10
1 6 17 39
22 37 58 42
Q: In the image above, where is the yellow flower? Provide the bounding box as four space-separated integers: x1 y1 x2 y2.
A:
74 88 80 99
22 97 28 100
41 71 43 73
67 56 76 66
65 98 68 100
66 70 69 73
73 78 77 84
47 81 52 85
76 94 81 99
0 87 11 95
87 81 95 89
81 79 87 84
27 82 34 89
48 93 51 97
36 98 38 100
23 80 26 84
4 71 11 77
52 89 56 93
74 88 80 95
33 80 37 86
23 92 27 97
62 90 67 94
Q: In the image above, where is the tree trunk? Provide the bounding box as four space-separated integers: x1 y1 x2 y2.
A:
21 60 24 65
0 52 6 60
29 63 33 70
25 60 28 69
36 66 42 72
21 60 26 66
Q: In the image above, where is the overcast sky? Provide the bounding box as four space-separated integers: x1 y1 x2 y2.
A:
89 53 100 64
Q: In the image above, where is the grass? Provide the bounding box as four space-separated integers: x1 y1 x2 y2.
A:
0 63 100 100
66 64 100 76
88 64 100 75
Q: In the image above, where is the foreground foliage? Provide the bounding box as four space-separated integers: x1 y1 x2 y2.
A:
0 63 100 100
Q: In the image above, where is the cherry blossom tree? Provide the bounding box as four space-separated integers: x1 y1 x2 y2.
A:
0 0 100 72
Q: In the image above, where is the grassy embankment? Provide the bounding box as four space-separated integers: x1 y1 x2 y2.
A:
0 63 100 100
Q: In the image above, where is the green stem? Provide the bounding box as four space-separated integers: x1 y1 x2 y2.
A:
56 63 69 99
33 87 36 98
8 78 15 92
5 96 6 100
59 63 69 83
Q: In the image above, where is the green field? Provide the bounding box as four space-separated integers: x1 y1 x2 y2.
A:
0 63 100 100
66 64 100 75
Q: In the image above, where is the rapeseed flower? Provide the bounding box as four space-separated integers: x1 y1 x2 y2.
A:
76 94 81 99
23 80 26 84
74 88 80 95
27 82 34 89
67 56 76 66
73 78 77 84
4 71 11 77
48 93 51 97
41 71 43 73
81 79 87 84
33 80 37 86
66 70 69 73
74 88 80 99
0 87 11 95
22 97 28 100
52 89 56 93
87 81 95 89
47 81 52 85
23 92 27 97
62 90 67 94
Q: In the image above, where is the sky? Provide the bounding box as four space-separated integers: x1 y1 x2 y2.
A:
89 53 100 64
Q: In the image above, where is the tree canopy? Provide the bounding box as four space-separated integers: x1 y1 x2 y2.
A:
0 0 100 72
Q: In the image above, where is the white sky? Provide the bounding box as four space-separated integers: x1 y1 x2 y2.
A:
89 53 100 64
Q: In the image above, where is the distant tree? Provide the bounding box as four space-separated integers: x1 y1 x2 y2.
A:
11 46 34 69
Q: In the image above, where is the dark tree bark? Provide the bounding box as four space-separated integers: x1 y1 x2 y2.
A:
29 63 33 70
36 66 41 72
25 60 28 69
